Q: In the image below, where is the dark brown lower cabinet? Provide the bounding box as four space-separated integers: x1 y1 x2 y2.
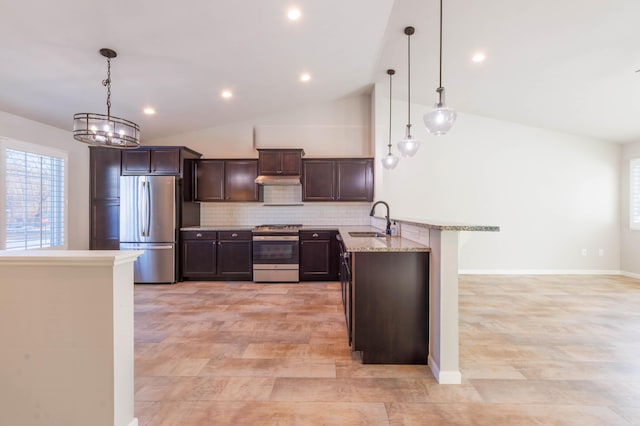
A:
181 230 251 281
182 231 218 279
299 230 339 281
217 231 252 280
351 251 429 364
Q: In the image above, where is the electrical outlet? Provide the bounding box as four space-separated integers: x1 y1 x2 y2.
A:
581 249 587 256
598 249 604 256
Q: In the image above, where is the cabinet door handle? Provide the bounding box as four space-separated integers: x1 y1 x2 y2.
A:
196 233 203 238
231 233 238 238
312 233 319 238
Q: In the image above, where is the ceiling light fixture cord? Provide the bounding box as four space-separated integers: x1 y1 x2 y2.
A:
396 26 421 157
406 27 412 136
438 0 443 104
388 70 393 154
103 57 112 119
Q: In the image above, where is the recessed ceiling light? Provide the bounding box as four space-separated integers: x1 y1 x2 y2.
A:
471 52 486 63
143 107 156 115
300 73 311 82
287 8 301 21
221 90 233 99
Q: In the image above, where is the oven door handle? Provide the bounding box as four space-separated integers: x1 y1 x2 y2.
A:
252 236 299 241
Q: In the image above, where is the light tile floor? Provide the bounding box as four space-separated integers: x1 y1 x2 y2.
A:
134 275 640 425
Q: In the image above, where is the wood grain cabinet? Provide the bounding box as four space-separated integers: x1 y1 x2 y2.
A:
351 251 429 364
181 231 218 279
258 149 304 176
193 159 261 202
303 158 374 202
181 230 252 280
299 230 339 281
89 147 121 250
122 147 182 175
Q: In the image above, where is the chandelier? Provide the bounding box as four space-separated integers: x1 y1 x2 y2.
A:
73 48 140 149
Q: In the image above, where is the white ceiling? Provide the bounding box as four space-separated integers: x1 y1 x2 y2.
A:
1 0 639 143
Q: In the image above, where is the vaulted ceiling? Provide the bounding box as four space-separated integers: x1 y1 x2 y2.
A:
1 0 639 143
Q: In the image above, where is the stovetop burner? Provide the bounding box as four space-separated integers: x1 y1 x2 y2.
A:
253 224 302 233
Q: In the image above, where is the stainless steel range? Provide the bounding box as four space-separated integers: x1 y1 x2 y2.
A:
252 224 302 283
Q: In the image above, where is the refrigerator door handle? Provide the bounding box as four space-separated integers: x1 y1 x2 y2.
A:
146 179 152 237
139 181 146 237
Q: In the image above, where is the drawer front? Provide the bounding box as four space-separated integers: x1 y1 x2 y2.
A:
300 230 333 240
182 230 217 240
219 230 252 241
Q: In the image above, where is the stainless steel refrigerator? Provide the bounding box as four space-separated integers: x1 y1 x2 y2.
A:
120 175 177 283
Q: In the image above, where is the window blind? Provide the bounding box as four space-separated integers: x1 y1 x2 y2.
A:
5 148 65 249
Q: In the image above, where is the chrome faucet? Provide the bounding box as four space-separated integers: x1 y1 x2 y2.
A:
369 201 392 235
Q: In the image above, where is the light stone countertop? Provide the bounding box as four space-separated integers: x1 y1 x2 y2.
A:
181 226 253 231
337 226 430 253
0 250 143 266
373 216 500 232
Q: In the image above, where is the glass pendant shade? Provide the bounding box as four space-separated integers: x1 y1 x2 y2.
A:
424 104 457 136
381 152 399 169
397 134 421 158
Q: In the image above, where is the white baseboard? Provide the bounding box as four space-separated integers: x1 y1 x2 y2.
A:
428 355 462 384
459 269 622 275
621 271 640 279
128 418 139 426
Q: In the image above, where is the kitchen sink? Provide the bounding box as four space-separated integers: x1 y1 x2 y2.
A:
348 231 387 238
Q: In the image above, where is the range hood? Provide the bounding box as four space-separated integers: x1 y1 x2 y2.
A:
254 175 301 186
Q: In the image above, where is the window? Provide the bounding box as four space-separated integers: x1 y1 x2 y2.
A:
1 138 67 250
632 158 640 230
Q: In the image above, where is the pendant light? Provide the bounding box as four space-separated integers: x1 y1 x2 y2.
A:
423 0 457 135
73 48 141 149
381 69 400 170
397 26 421 158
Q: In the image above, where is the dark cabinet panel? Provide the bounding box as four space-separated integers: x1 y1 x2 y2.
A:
336 159 374 201
150 149 181 174
225 160 260 201
122 147 186 175
90 200 120 250
303 160 336 201
300 230 338 281
181 230 252 281
281 151 302 175
182 239 217 278
194 160 225 201
89 147 121 250
121 150 151 174
218 239 252 279
258 149 303 175
302 158 373 202
352 251 429 364
91 148 121 199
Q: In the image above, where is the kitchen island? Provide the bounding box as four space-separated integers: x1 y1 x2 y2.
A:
340 219 499 384
0 250 142 426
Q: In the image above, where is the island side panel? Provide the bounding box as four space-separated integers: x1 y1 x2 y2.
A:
352 251 429 364
428 229 462 384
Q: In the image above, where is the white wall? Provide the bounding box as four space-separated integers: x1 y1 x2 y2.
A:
0 110 89 249
621 142 640 276
373 84 621 272
147 95 372 158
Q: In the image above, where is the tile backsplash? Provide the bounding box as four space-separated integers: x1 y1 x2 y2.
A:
200 185 371 226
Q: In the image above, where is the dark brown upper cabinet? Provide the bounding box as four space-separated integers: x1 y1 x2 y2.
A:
194 160 225 201
257 149 304 176
302 158 374 202
336 159 374 201
121 147 199 176
89 147 121 250
302 160 336 201
193 159 261 202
